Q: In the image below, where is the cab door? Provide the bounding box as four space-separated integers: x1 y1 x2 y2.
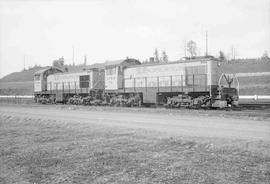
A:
117 66 124 89
34 74 42 92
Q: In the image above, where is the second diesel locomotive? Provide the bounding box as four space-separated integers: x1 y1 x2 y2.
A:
34 57 239 108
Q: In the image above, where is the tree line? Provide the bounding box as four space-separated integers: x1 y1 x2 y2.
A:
51 42 269 67
144 40 269 63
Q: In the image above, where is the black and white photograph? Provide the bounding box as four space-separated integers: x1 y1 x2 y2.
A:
0 0 269 183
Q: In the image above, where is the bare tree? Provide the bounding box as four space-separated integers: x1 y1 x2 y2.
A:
186 40 197 57
261 50 270 60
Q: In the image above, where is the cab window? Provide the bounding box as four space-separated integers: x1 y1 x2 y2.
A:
34 75 40 81
106 68 116 76
79 75 90 88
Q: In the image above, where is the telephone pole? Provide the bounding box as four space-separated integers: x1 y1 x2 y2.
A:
23 55 26 71
183 39 187 57
84 55 87 66
205 31 208 56
72 46 75 66
184 41 187 57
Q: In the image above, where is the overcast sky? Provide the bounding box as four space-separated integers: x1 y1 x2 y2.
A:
0 0 269 78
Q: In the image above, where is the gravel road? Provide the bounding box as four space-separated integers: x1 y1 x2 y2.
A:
0 105 269 141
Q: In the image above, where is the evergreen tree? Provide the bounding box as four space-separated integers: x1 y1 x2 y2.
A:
186 40 197 57
218 51 226 61
154 49 160 63
162 51 168 62
52 57 65 67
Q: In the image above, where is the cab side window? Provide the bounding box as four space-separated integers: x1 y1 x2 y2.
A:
106 68 116 76
79 75 90 88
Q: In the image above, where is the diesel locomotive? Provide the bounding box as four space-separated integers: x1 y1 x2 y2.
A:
34 57 239 109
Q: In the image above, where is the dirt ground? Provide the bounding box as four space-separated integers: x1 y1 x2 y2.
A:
0 105 270 184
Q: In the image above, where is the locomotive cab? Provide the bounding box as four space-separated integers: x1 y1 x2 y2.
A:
104 58 141 92
34 73 42 92
34 67 64 93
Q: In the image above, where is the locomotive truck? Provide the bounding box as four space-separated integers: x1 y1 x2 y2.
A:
34 57 239 109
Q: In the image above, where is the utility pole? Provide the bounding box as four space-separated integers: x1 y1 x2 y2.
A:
72 46 75 66
84 55 87 66
184 39 187 57
205 31 208 56
231 46 236 60
23 55 26 71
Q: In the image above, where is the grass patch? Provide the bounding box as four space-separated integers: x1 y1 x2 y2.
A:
0 114 269 183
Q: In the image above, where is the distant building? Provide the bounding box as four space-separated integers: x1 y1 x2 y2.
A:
149 57 155 63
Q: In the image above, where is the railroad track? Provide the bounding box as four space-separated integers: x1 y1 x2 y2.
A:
1 95 270 110
239 103 270 110
238 95 270 109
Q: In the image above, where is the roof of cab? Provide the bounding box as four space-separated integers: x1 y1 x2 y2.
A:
34 67 64 75
104 58 141 68
126 56 218 69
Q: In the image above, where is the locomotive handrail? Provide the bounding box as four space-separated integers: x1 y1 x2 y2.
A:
123 74 206 80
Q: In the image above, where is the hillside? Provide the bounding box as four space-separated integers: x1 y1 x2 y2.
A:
0 81 34 95
1 59 269 83
0 63 105 83
0 63 105 95
0 59 269 95
219 59 270 95
0 68 42 82
220 59 270 73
